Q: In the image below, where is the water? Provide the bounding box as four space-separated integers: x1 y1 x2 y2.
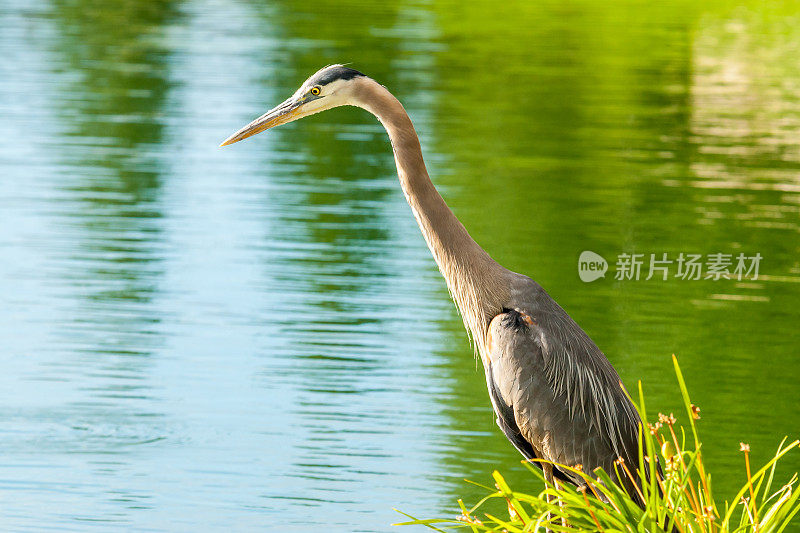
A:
1 0 799 530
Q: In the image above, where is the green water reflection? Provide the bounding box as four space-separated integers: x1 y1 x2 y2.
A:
0 0 797 530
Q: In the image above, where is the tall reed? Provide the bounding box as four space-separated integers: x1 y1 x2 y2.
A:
396 356 800 532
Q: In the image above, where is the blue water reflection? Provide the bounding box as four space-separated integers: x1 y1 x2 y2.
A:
0 0 798 531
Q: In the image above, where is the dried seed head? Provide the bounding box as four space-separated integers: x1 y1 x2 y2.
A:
739 442 750 453
691 404 701 420
667 455 680 472
458 512 471 522
703 505 717 522
658 413 678 425
457 513 482 525
574 463 583 472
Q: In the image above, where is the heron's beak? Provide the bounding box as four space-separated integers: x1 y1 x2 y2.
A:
219 96 306 147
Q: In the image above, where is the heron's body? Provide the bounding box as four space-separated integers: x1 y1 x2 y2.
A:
221 65 643 497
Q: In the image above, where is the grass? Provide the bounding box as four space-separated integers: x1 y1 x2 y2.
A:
395 356 800 532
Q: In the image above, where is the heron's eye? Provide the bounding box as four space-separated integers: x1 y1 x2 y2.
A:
310 86 321 96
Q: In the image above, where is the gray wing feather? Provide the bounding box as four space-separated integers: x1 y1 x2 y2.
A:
485 276 641 491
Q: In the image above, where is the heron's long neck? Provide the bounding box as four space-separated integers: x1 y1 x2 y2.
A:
354 78 510 348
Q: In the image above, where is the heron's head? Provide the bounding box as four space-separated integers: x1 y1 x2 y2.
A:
220 64 366 147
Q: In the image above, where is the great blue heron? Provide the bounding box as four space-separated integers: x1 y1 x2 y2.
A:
221 65 643 499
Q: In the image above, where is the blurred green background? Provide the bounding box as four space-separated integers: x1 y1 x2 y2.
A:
0 0 798 530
